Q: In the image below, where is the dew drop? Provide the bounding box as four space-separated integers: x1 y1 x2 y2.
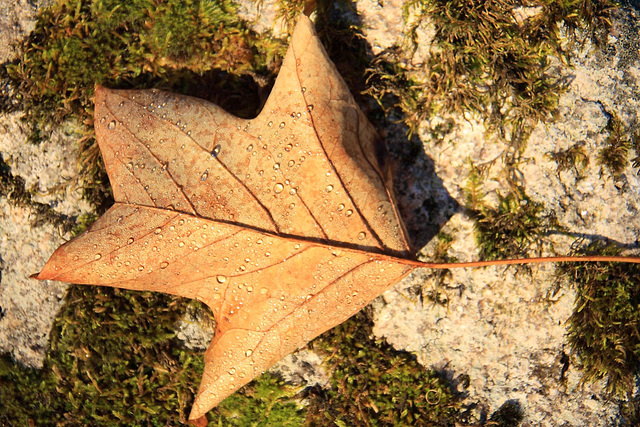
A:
200 169 209 181
294 243 301 249
138 265 144 271
287 160 295 167
268 121 273 127
72 255 79 261
289 203 295 209
260 287 268 295
279 122 285 129
345 209 353 217
325 184 333 193
211 145 221 157
127 237 134 245
307 104 314 112
217 275 227 284
358 232 366 240
246 144 253 152
301 87 306 93
289 187 297 195
265 251 271 257
337 203 345 211
94 253 102 260
245 349 253 357
107 120 116 130
274 183 284 194
285 143 293 152
118 101 125 107
154 227 162 234
160 261 169 269
273 163 280 170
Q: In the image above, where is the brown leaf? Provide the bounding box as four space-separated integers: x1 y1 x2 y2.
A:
35 15 417 420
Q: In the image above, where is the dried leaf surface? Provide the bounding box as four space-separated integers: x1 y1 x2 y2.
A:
35 15 416 420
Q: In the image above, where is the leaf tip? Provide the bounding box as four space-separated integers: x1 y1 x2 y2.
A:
303 0 316 16
188 415 208 427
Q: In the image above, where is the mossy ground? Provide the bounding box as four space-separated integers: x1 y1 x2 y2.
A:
1 0 638 424
557 243 640 400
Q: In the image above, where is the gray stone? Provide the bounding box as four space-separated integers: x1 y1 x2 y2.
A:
0 0 52 64
0 114 92 368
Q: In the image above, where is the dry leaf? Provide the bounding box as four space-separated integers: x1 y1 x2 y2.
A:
32 13 640 423
34 15 417 421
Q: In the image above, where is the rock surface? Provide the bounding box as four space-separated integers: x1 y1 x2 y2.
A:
371 4 640 427
0 113 92 367
0 0 51 64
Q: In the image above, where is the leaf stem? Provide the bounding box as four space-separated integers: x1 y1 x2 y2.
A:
409 256 640 269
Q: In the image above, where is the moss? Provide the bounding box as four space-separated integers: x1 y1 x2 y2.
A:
547 142 590 179
557 242 640 399
214 374 304 426
465 171 553 261
597 111 633 180
0 286 304 425
620 397 640 426
305 311 463 426
368 0 616 147
473 191 545 261
488 401 524 427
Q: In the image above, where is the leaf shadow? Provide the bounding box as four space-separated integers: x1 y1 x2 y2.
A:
385 125 461 252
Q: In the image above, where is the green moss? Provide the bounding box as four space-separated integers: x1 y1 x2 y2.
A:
7 0 280 122
214 374 304 425
557 242 640 399
597 112 633 179
0 286 304 425
368 0 615 146
465 170 552 261
305 311 462 426
547 142 590 179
